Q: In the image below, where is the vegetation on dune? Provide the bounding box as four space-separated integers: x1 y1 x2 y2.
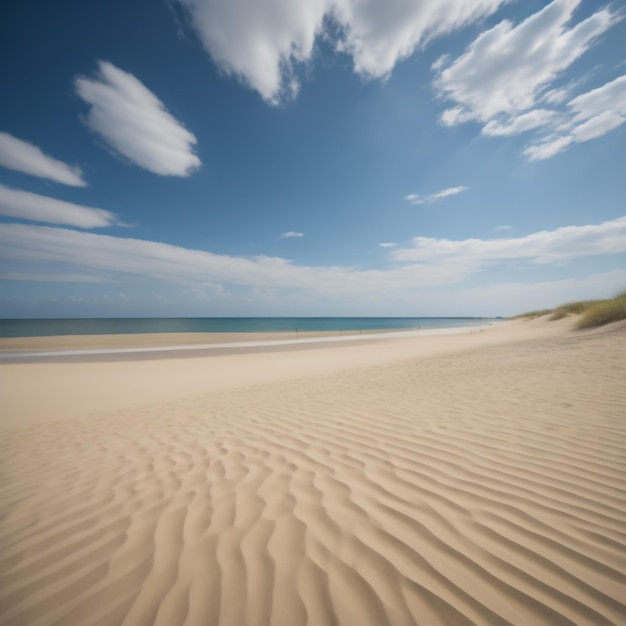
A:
513 289 626 329
576 290 626 329
509 308 553 320
549 300 596 321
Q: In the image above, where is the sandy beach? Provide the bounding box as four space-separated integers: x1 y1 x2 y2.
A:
1 317 625 625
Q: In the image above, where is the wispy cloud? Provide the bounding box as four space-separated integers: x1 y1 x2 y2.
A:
433 0 623 160
0 132 86 187
379 242 396 248
435 0 618 125
523 136 574 161
0 184 119 228
493 225 512 231
524 74 626 160
1 217 624 304
482 109 557 137
405 186 468 205
0 272 111 283
279 231 304 239
74 61 201 176
392 216 626 266
178 0 509 104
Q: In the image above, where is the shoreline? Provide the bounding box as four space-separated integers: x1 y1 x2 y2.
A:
0 317 561 427
0 321 503 360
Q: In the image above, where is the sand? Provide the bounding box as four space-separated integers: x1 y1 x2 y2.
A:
0 329 387 353
1 317 625 625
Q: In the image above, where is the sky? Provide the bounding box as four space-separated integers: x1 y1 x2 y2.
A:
1 0 625 318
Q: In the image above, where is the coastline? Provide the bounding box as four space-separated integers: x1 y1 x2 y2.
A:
1 315 625 625
0 321 503 360
3 320 520 427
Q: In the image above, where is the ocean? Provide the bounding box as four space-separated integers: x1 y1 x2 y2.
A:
0 317 492 338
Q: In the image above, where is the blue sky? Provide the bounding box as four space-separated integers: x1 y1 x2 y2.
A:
1 0 625 318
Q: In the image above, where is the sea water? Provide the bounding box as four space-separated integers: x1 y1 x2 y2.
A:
0 317 492 338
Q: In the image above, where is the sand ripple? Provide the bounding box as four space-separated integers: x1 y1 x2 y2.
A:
1 325 625 625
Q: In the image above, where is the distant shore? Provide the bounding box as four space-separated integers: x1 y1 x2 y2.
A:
0 315 493 340
0 321 502 359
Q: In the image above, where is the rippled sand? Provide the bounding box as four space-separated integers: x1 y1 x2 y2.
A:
1 318 625 625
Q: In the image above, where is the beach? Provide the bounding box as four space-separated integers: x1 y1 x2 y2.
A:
1 317 625 625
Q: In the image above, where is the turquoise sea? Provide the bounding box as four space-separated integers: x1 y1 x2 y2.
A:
0 317 492 338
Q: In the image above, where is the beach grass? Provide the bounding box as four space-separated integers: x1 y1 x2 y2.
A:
514 289 626 329
575 290 626 329
549 300 596 320
510 308 553 320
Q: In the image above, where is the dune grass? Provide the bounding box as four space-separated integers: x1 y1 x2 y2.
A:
510 308 553 320
514 289 626 329
549 300 596 321
576 290 626 329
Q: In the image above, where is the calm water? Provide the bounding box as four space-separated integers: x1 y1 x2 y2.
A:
0 317 492 338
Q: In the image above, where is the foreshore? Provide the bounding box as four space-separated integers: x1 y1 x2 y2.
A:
1 316 625 625
0 328 381 353
0 322 495 357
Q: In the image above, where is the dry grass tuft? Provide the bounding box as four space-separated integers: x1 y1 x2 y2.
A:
576 291 626 329
514 290 626 329
549 300 596 320
510 309 553 320
549 308 568 320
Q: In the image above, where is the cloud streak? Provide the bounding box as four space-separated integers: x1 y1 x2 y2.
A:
279 231 304 239
392 216 626 266
435 0 618 125
0 184 119 228
1 217 624 304
178 0 509 104
524 74 626 160
0 272 112 283
433 0 623 160
405 186 467 205
75 61 201 176
0 132 86 187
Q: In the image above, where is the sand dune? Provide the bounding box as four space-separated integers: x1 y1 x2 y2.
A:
1 318 625 625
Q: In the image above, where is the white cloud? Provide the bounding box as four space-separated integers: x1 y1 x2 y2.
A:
541 86 571 105
523 135 573 161
568 74 626 141
0 184 118 228
0 272 111 282
1 216 624 308
569 73 626 121
482 109 557 137
74 61 201 176
524 74 626 159
392 216 626 265
0 222 485 302
332 0 509 79
570 110 624 142
431 54 449 73
493 225 512 231
432 0 624 160
0 223 328 288
405 185 467 204
280 231 304 238
379 242 396 248
0 132 86 186
177 0 327 104
178 0 509 104
434 0 618 125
